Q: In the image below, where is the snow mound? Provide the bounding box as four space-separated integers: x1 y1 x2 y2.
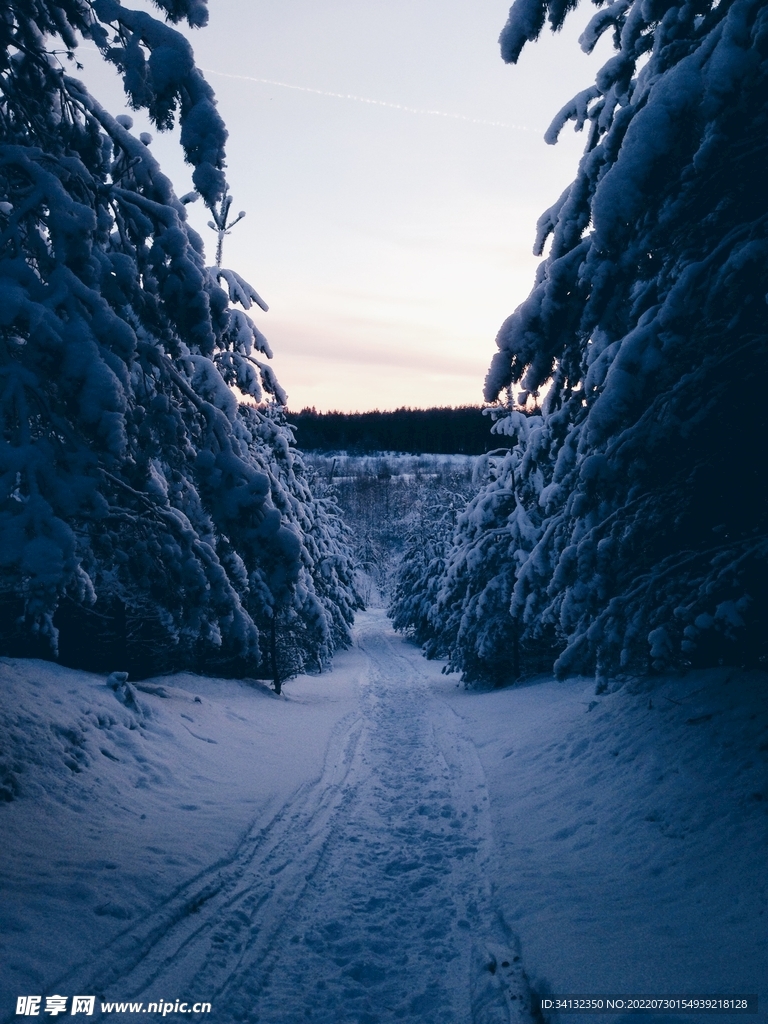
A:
444 666 768 1017
0 655 359 1012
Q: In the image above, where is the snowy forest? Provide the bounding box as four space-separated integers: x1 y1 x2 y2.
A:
2 0 764 691
0 0 360 688
389 0 768 687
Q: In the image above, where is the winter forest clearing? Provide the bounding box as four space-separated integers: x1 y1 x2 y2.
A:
1 0 767 1021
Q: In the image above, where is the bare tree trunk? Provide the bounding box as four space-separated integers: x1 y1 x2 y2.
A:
270 615 281 695
114 598 127 670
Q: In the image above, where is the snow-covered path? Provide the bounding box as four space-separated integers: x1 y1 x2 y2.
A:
3 611 765 1024
44 610 535 1024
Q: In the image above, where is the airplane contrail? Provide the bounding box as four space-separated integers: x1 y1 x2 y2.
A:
200 67 536 132
75 46 535 133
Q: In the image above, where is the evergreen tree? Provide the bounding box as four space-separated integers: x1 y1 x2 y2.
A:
432 435 551 685
249 407 361 690
388 470 473 660
418 0 768 684
0 0 358 681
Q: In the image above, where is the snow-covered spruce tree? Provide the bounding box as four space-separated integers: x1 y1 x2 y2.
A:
0 0 357 681
429 430 563 686
451 0 768 683
246 407 361 690
388 470 473 660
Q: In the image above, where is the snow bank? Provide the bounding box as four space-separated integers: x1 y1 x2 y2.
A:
0 655 360 1012
440 667 767 1019
1 636 764 1021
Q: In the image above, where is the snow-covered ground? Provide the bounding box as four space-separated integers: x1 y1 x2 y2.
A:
447 662 767 1021
1 610 765 1023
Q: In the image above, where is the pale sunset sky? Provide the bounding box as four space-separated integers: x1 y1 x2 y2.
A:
78 0 610 412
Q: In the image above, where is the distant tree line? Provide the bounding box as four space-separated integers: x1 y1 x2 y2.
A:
288 407 512 455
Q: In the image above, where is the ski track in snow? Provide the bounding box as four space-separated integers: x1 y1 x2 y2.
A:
45 611 537 1024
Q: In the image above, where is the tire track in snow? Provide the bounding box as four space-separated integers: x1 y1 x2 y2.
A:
40 693 368 1015
41 611 539 1023
213 611 539 1023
